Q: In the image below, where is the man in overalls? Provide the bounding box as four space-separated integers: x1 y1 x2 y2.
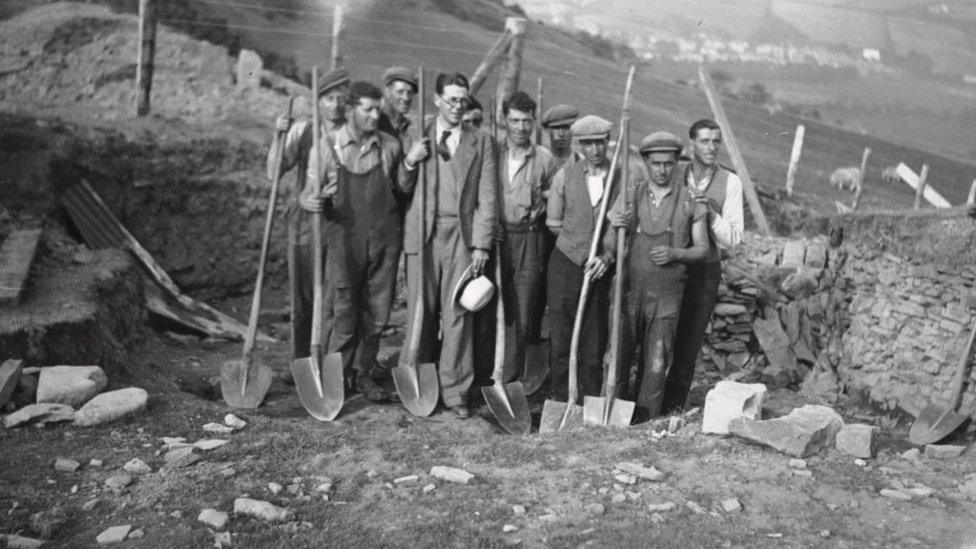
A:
268 68 349 360
610 131 709 420
664 119 744 414
545 115 619 402
304 81 427 401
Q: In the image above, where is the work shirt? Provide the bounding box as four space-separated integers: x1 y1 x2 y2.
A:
621 179 707 249
497 141 559 225
685 164 743 250
378 105 414 152
271 119 339 241
327 124 402 176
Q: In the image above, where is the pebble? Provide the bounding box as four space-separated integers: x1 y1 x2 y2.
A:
267 482 284 495
788 458 807 469
721 498 742 512
686 501 707 514
613 473 637 485
233 498 293 522
224 414 247 430
904 486 935 498
169 510 183 519
70 485 78 494
646 502 675 512
611 493 627 504
193 439 229 452
128 529 144 539
198 508 229 530
393 475 418 485
89 459 103 468
614 462 665 481
502 524 518 533
422 483 436 493
55 458 80 472
82 499 100 512
213 531 232 548
584 503 605 517
123 458 152 474
854 458 867 467
879 488 912 501
95 525 131 545
791 469 813 478
161 437 190 450
315 482 333 493
105 474 133 492
538 513 559 522
900 448 921 461
203 423 234 435
598 487 609 495
820 530 831 539
430 466 474 484
512 505 526 516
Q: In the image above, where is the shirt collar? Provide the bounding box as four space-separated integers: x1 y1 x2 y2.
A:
435 117 461 137
336 125 381 150
502 141 535 158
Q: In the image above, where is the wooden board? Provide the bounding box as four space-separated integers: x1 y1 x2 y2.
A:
0 229 42 306
895 163 951 208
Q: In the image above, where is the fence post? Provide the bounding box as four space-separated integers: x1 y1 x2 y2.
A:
851 147 871 211
784 124 805 197
330 3 344 70
135 0 157 117
913 164 929 210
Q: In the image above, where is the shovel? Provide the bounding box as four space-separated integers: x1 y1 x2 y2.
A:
909 299 976 444
392 67 439 417
583 110 635 427
520 343 548 396
483 243 531 434
220 98 294 409
539 66 635 433
290 66 344 421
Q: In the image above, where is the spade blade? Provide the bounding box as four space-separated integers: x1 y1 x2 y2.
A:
520 343 549 396
538 399 584 433
290 352 344 421
392 361 439 418
582 395 635 427
220 358 273 409
482 381 531 435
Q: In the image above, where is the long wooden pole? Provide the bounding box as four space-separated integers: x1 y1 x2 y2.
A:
493 17 528 124
135 0 157 117
331 3 344 70
698 66 773 236
535 77 543 145
967 179 976 206
913 164 929 210
784 124 805 197
469 31 513 97
851 147 871 211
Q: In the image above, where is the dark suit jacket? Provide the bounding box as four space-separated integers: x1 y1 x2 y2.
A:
399 120 498 254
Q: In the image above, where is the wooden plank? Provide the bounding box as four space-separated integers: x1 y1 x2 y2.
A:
967 179 975 206
0 359 24 408
135 0 157 116
784 124 805 197
330 2 344 70
913 164 929 210
895 163 950 208
0 229 42 306
697 66 773 236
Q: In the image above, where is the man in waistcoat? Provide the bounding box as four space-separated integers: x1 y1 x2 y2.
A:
267 67 349 360
610 132 709 420
496 90 560 382
401 71 498 418
304 81 426 401
545 115 619 402
664 118 744 413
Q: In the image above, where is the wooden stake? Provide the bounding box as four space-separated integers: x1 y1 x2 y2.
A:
697 66 773 237
535 77 543 145
469 31 513 97
913 164 929 210
851 147 871 211
784 124 805 197
968 179 976 206
135 0 157 117
330 3 344 70
493 17 528 123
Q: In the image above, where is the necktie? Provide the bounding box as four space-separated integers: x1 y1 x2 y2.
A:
437 130 452 161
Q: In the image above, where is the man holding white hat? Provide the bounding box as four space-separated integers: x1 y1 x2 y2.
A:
610 131 709 420
545 114 619 402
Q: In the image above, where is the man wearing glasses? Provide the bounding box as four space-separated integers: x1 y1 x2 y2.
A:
664 118 744 414
401 72 498 418
610 132 709 420
495 90 559 382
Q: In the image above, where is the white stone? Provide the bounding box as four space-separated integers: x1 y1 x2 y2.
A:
54 458 80 472
613 473 637 485
502 524 518 533
164 447 195 462
203 423 234 434
74 388 148 427
104 474 132 492
613 462 665 481
268 482 284 495
193 439 229 451
95 525 131 545
702 381 767 435
422 483 436 493
36 366 107 407
879 488 911 501
393 475 418 485
198 508 229 530
127 529 143 539
223 414 247 430
721 498 742 512
4 403 75 428
512 504 526 516
430 466 474 484
835 423 878 458
788 458 807 469
89 459 103 467
646 501 676 512
686 501 706 514
0 533 46 549
233 498 292 522
123 459 151 474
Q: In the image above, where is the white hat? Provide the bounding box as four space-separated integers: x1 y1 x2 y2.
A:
451 265 494 313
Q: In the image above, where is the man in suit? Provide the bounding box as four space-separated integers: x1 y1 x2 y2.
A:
400 71 498 418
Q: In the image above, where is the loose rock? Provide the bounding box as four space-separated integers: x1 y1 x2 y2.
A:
36 365 107 407
788 458 807 469
422 483 436 493
728 404 843 457
95 525 131 545
123 458 152 474
128 529 143 539
924 444 965 459
701 381 767 435
686 501 707 514
223 414 247 430
0 534 46 549
613 462 665 481
54 458 80 472
393 475 418 485
198 508 229 530
268 482 284 495
646 502 675 512
74 388 148 427
5 403 75 428
610 493 626 504
584 503 605 517
721 498 742 513
193 439 229 452
30 507 68 538
89 459 103 467
430 466 474 484
835 423 878 458
502 524 518 533
879 488 912 501
233 498 293 522
104 474 133 492
202 423 234 435
512 504 526 516
613 473 637 485
900 448 921 462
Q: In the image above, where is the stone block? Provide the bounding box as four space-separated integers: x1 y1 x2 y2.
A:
835 423 877 458
728 404 844 458
701 381 767 435
74 388 148 427
235 50 262 91
4 403 75 428
233 498 292 522
781 241 805 269
36 366 107 407
924 444 965 459
95 525 131 545
198 508 229 530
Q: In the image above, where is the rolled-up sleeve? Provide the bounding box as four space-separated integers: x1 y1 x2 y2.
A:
546 167 567 231
711 172 744 249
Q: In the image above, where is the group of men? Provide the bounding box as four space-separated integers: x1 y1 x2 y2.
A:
268 65 743 421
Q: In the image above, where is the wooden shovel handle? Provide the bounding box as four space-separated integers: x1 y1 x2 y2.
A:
949 315 976 410
404 67 426 365
309 67 324 353
492 242 506 382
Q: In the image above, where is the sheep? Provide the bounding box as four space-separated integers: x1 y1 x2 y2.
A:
829 166 862 193
881 165 900 184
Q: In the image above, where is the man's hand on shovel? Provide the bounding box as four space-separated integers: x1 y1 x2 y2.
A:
584 256 609 281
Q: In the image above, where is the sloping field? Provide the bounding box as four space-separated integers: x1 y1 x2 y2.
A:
770 0 887 50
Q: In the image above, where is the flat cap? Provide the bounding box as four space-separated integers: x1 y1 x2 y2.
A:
571 115 613 140
638 131 683 154
541 104 579 128
318 67 350 95
382 66 418 90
